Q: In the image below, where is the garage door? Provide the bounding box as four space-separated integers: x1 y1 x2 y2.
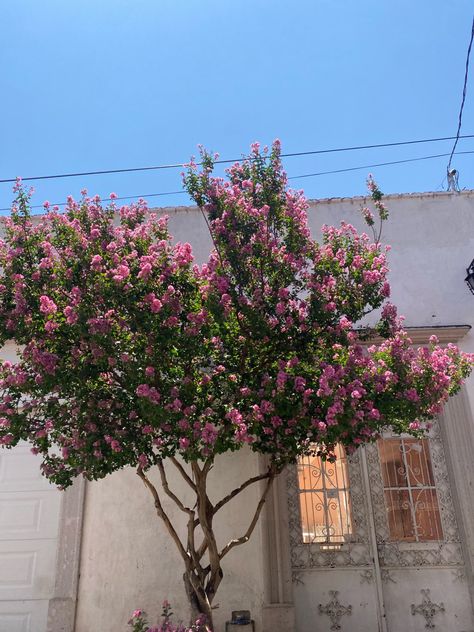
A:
0 443 62 632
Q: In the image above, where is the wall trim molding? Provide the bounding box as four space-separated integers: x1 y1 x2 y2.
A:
47 477 86 632
365 324 471 345
439 389 474 616
260 460 295 632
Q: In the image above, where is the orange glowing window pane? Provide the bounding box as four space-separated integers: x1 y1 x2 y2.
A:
297 444 353 544
378 438 443 542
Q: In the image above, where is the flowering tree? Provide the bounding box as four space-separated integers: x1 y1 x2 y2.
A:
0 142 471 631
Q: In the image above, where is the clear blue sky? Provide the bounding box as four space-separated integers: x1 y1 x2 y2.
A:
1 0 473 213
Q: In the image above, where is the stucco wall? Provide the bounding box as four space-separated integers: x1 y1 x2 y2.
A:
74 190 474 632
75 449 265 632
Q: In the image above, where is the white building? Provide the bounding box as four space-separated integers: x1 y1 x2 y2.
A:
1 190 474 632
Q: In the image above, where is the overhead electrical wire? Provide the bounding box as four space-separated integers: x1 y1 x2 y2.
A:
1 149 473 212
447 16 474 174
288 150 474 180
0 190 188 212
1 134 474 185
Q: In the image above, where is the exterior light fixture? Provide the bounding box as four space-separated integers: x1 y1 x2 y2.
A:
465 259 474 295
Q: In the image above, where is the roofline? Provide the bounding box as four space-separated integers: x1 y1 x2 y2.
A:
305 188 474 205
4 188 474 221
148 188 474 214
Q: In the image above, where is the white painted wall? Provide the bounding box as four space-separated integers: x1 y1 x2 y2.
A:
75 450 265 632
51 190 474 631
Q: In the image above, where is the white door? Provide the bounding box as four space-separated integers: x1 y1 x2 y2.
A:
0 443 62 632
288 420 474 632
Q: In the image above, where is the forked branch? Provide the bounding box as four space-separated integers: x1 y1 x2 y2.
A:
219 468 277 559
170 456 197 492
157 460 194 516
137 466 188 564
213 467 276 515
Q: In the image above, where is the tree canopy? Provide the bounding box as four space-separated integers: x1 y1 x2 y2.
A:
0 141 471 489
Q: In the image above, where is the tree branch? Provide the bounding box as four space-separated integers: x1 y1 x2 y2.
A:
197 539 209 561
192 462 223 601
219 470 276 560
202 458 214 475
154 462 207 583
157 460 194 516
187 513 206 581
213 469 274 515
137 466 189 564
192 463 218 563
170 456 197 492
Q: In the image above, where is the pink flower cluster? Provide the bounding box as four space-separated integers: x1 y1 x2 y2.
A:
128 602 208 632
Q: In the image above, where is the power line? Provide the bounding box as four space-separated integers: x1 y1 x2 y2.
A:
288 150 474 180
1 149 473 212
1 134 474 185
447 15 474 188
0 190 187 212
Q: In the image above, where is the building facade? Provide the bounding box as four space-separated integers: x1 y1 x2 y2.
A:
1 190 474 632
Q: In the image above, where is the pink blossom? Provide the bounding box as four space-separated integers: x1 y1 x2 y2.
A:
112 264 130 283
39 295 57 315
174 242 193 266
136 384 150 397
276 371 288 389
201 422 218 445
64 306 78 325
165 316 179 327
294 376 306 392
138 262 153 280
138 454 148 467
91 254 103 270
276 302 286 315
404 388 420 402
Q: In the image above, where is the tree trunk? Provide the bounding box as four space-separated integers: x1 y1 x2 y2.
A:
183 571 214 631
137 460 278 632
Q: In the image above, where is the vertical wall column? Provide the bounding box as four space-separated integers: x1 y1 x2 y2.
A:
439 389 474 612
260 462 296 632
47 477 86 632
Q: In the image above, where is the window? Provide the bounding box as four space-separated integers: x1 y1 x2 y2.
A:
297 444 353 544
378 438 443 542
